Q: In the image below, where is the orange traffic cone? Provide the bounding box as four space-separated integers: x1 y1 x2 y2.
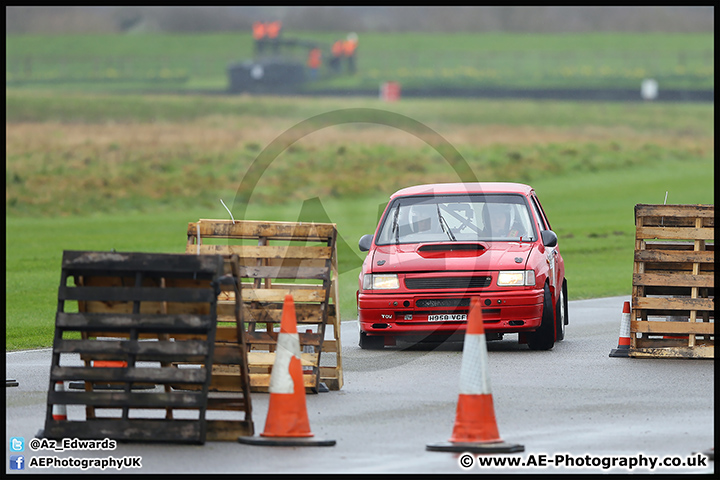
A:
51 381 68 421
93 360 127 368
238 294 335 447
427 297 524 453
609 301 632 357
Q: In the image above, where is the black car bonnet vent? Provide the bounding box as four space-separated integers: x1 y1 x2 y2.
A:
418 243 485 253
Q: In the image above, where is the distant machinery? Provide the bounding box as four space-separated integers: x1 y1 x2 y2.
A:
228 23 358 94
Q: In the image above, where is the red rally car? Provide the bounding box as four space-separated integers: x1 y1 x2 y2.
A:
357 182 568 350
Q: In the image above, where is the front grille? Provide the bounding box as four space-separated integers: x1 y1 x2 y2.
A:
405 276 492 290
416 298 470 308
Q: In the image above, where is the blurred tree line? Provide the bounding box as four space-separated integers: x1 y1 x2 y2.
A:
5 6 714 34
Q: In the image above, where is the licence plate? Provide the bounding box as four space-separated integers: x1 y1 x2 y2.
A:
427 314 467 322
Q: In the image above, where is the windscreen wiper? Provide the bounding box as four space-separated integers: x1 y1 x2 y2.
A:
436 204 456 241
392 205 400 244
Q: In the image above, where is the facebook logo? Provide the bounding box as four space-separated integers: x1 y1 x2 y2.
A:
10 455 25 470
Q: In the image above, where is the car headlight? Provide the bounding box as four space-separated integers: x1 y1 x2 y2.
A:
363 274 400 290
497 270 536 286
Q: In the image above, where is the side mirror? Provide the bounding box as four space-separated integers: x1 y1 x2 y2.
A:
541 230 558 248
358 234 374 252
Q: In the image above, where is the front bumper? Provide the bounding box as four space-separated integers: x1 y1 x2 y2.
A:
358 289 543 336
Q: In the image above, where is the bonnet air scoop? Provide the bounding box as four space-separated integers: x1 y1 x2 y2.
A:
417 243 486 258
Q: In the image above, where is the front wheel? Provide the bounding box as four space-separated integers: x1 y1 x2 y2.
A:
555 280 568 342
527 284 555 351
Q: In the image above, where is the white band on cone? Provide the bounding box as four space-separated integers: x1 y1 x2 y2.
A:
268 333 301 394
458 333 492 395
619 312 631 338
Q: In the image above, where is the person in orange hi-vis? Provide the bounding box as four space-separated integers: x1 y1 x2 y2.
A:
307 47 322 80
330 39 343 73
343 33 358 74
266 21 282 53
252 21 266 55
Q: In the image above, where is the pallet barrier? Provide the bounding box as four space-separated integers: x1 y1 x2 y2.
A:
38 250 253 444
186 219 344 393
630 204 714 358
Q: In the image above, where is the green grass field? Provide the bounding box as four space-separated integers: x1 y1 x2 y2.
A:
6 32 714 91
5 90 714 351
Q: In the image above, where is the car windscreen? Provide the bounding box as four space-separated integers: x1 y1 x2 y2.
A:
375 194 537 245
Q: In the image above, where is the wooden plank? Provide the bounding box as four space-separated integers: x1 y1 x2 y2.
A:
633 296 714 311
642 265 714 276
633 273 714 288
639 217 713 228
630 320 714 335
239 265 330 280
247 351 317 367
191 244 333 260
59 286 218 304
643 241 714 252
242 288 326 303
54 339 210 360
635 249 715 264
245 331 277 344
635 226 714 241
629 346 714 359
241 303 332 322
62 250 224 276
42 419 204 443
248 373 316 390
635 204 715 218
189 220 336 240
633 336 713 348
237 257 328 269
49 391 207 409
51 366 208 384
55 312 215 333
78 302 212 315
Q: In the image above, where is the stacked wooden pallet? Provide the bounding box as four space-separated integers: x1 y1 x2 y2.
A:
186 219 344 392
630 204 714 358
40 251 253 444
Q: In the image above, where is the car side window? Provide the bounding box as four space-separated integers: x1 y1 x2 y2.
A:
530 194 550 231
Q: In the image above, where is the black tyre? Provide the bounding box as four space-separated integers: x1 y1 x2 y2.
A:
555 279 568 342
527 284 555 351
359 331 384 350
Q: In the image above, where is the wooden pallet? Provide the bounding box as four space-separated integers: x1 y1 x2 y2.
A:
40 250 253 444
630 204 714 359
186 219 344 392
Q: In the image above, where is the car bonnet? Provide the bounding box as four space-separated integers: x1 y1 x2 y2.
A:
369 241 535 273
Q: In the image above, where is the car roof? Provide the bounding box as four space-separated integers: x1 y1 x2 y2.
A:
390 182 534 199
